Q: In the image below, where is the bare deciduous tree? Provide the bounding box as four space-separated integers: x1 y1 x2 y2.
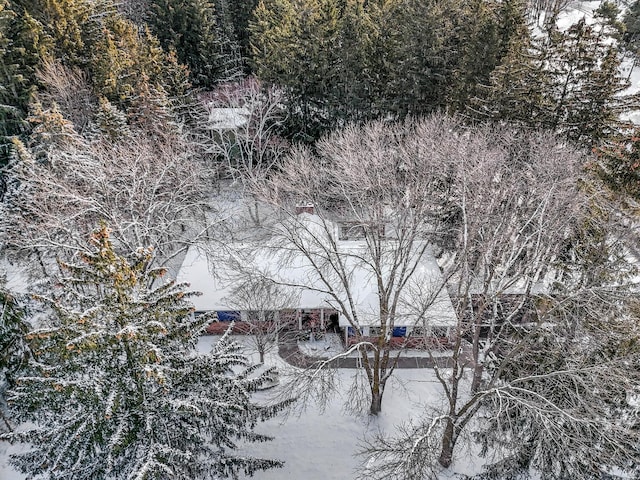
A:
1 120 215 275
225 277 299 363
251 115 465 415
359 287 640 479
451 129 585 393
35 60 96 135
355 124 640 477
204 77 288 226
527 0 571 26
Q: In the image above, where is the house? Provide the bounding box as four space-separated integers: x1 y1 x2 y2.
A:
177 243 341 334
177 212 458 348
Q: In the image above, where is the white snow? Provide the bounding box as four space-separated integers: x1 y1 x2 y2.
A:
555 1 602 30
0 442 28 480
195 335 484 480
3 3 635 479
206 107 250 130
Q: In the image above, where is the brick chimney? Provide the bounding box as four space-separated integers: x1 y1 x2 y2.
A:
295 204 315 215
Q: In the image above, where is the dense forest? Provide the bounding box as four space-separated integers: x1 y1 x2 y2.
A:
1 0 640 147
1 0 640 197
1 0 640 479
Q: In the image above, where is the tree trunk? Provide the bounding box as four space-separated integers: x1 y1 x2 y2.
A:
249 199 261 226
438 417 455 468
369 390 383 415
471 363 483 393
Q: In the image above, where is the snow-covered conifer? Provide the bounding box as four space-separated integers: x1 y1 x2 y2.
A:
0 286 28 433
1 224 290 479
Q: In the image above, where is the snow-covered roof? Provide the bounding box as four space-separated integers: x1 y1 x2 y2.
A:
177 214 458 328
206 107 249 130
177 244 334 312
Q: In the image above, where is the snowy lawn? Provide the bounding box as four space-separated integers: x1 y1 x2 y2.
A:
201 335 485 480
1 334 484 479
234 368 484 480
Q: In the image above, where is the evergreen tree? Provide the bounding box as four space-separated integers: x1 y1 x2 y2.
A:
5 0 192 131
475 10 554 127
1 225 291 479
595 130 640 200
148 0 239 88
622 0 640 55
251 0 380 140
26 101 82 160
479 8 636 147
0 0 52 164
224 0 259 72
545 16 634 146
250 0 518 140
90 17 185 107
13 0 98 66
475 293 640 479
453 0 529 112
93 96 131 140
382 0 462 116
127 79 176 137
0 287 29 433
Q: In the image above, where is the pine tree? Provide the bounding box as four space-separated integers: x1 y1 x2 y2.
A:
378 0 457 116
595 130 640 200
224 0 259 72
16 0 97 66
0 1 52 165
478 7 636 147
545 15 634 146
90 17 190 109
447 0 499 110
1 225 292 479
250 0 521 139
330 0 378 122
251 0 378 140
623 0 640 56
148 0 239 88
93 96 131 140
476 293 640 479
0 287 29 433
475 13 554 127
25 101 82 161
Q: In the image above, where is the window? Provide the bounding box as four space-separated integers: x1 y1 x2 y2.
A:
339 222 386 240
245 310 277 322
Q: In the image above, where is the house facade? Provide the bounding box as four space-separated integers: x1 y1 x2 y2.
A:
177 212 458 349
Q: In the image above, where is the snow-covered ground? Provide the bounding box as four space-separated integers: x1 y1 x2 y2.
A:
214 335 484 480
0 442 27 480
0 335 480 480
235 369 455 480
3 3 636 479
201 336 482 480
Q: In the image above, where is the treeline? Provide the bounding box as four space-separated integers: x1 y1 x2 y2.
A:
3 0 640 145
250 0 639 145
0 0 256 165
3 0 640 261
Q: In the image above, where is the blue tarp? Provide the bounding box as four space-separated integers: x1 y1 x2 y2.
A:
392 326 407 337
217 311 241 322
